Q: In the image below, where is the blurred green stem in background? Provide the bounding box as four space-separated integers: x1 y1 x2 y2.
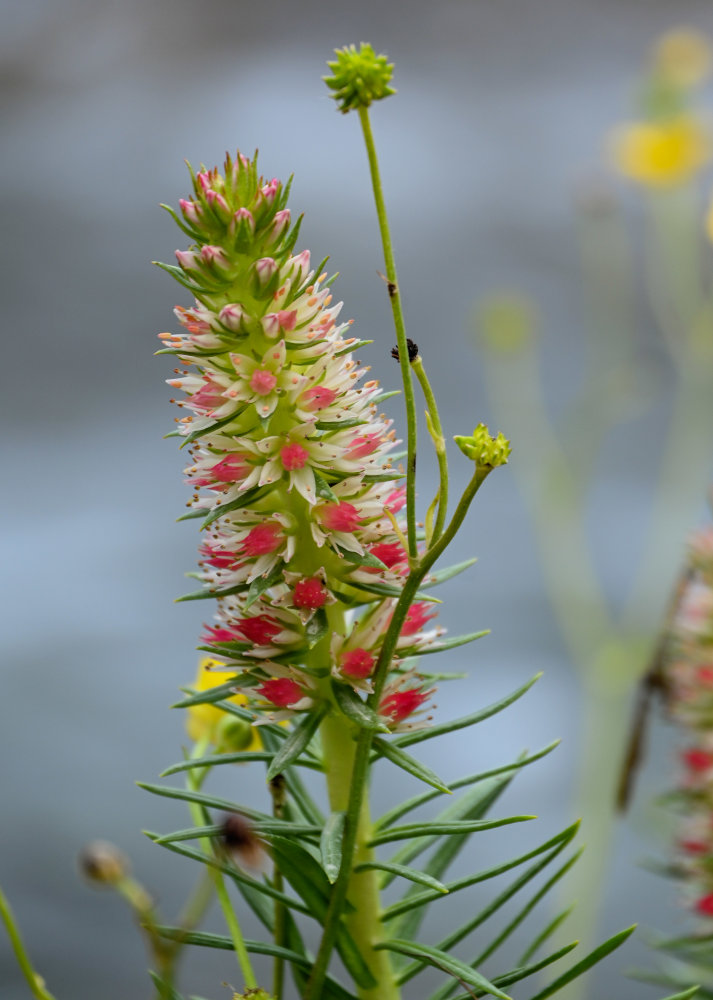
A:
475 176 713 999
0 882 57 1000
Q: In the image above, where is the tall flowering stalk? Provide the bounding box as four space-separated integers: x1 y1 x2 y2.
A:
3 42 700 1000
628 510 713 994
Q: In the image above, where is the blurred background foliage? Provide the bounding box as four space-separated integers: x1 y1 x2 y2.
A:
3 2 713 998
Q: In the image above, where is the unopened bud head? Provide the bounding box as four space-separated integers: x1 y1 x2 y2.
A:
79 840 129 886
324 43 396 114
454 423 511 468
216 714 255 752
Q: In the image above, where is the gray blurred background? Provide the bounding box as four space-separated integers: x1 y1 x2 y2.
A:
3 0 713 997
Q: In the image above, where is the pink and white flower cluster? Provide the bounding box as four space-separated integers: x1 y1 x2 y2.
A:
660 522 713 917
161 153 439 730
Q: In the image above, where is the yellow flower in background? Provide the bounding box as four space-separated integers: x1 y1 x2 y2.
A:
654 28 712 89
610 116 711 186
185 658 261 751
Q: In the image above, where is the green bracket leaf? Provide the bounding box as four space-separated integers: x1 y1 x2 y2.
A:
266 706 326 781
527 925 636 1000
371 736 451 793
332 681 390 730
375 939 512 1000
320 811 346 883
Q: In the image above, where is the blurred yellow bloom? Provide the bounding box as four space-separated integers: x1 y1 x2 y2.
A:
186 657 261 751
610 116 710 186
654 28 712 89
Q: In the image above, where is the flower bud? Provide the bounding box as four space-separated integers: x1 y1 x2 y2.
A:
218 303 247 332
179 198 203 227
206 188 231 223
324 43 396 114
229 207 256 252
454 423 511 468
251 257 279 297
215 714 255 752
200 244 231 273
175 249 200 272
267 209 291 246
79 840 129 886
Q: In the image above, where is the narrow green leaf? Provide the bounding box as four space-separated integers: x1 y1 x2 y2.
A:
137 780 271 822
305 607 329 649
145 832 311 915
375 742 559 831
171 679 244 708
387 822 580 940
403 629 490 656
371 737 451 793
245 563 285 609
375 939 511 1000
658 989 701 1000
154 924 315 970
334 338 374 356
371 815 534 847
175 583 247 603
178 411 243 448
526 925 636 1000
363 471 406 483
176 506 210 521
321 811 346 883
148 971 186 1000
393 673 542 748
152 819 320 844
266 707 326 781
421 557 478 589
473 850 583 967
355 861 448 893
344 579 441 603
335 546 388 570
313 471 338 501
447 942 578 1000
157 920 368 999
383 772 518 888
316 417 367 431
654 932 713 950
332 681 389 731
518 905 575 966
200 485 270 529
160 751 323 777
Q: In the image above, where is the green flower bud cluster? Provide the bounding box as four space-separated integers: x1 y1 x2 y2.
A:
454 423 512 468
324 43 396 114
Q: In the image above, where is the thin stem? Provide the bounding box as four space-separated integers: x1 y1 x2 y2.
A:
412 355 449 546
305 466 488 999
185 742 257 990
0 883 57 1000
269 776 287 1000
357 105 419 563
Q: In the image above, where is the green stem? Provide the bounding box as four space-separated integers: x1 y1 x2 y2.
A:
357 105 418 563
269 776 287 1000
185 742 257 990
0 883 57 1000
304 467 488 1000
412 355 449 546
320 713 400 1000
